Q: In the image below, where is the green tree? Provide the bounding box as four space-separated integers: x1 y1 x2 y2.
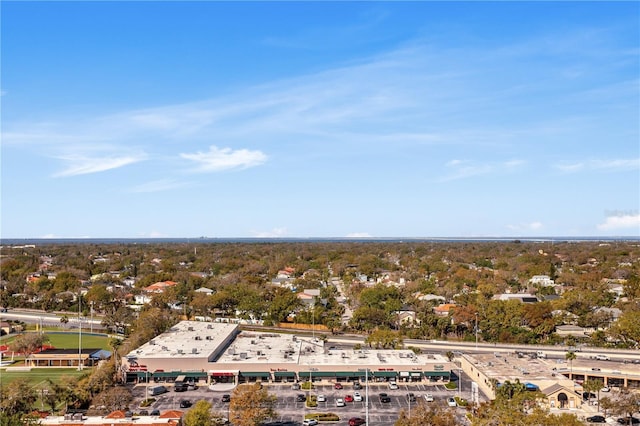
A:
184 400 215 426
583 379 603 411
565 351 576 378
8 333 49 366
229 383 277 426
0 378 37 415
394 403 457 426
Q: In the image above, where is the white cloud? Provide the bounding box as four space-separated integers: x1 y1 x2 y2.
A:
252 228 288 238
555 158 639 173
507 221 544 231
597 214 640 231
180 145 267 173
346 232 373 238
53 153 146 177
128 179 191 193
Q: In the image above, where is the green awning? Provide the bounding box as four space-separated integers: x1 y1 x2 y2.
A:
240 372 271 378
273 371 296 377
373 371 397 378
298 371 336 378
424 371 450 377
335 372 363 377
151 371 183 378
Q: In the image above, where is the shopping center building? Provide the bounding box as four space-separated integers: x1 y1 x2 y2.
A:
122 321 454 385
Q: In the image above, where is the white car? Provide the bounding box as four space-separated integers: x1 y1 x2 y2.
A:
601 387 610 392
595 354 610 361
447 397 457 407
316 395 326 402
424 393 434 402
353 392 363 402
335 398 346 407
388 382 399 390
302 420 318 426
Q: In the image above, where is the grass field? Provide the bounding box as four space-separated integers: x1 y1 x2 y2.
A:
0 332 111 388
0 367 91 387
1 332 110 350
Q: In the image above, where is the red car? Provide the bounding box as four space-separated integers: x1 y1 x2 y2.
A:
344 394 354 403
349 418 366 426
334 383 343 389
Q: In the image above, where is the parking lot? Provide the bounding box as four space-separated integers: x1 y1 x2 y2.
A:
130 377 482 425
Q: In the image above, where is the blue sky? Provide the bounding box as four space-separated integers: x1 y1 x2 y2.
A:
2 1 639 239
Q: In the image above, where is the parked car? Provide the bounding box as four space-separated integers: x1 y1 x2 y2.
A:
138 410 149 416
353 382 362 390
616 418 640 425
335 398 345 407
302 419 318 426
601 387 610 392
317 395 326 402
150 409 160 416
221 394 231 402
292 383 301 390
179 400 192 408
334 383 343 389
388 381 399 390
447 397 457 407
424 393 434 402
349 418 366 426
407 393 416 402
344 394 354 403
296 394 307 402
379 393 391 403
586 415 606 423
353 392 363 402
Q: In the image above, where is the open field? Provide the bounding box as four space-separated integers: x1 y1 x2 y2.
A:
0 367 92 387
1 332 111 351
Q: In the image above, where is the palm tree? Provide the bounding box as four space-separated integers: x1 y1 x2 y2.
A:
565 351 576 379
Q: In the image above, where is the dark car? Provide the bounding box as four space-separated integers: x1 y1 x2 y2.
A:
179 400 192 408
296 394 307 402
586 416 606 423
221 394 231 403
379 393 391 403
150 409 160 416
174 383 188 392
353 382 362 390
349 418 366 426
407 393 416 402
617 418 640 425
138 410 149 416
583 392 597 400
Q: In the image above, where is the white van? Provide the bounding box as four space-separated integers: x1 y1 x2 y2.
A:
536 351 546 359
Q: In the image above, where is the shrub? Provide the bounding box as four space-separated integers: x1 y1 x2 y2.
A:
445 382 457 390
139 398 156 407
305 412 340 422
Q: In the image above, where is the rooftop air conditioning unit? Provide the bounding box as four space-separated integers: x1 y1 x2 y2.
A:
206 336 212 340
207 324 213 329
188 327 194 331
192 348 198 354
150 340 156 345
177 349 184 354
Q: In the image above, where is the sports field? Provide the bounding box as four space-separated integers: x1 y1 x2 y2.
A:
0 367 90 387
0 332 112 387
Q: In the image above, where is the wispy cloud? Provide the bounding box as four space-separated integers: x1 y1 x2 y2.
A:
439 159 525 182
555 158 640 173
507 221 543 231
252 227 288 238
597 213 640 231
346 232 373 238
180 145 268 173
53 152 146 177
128 179 191 193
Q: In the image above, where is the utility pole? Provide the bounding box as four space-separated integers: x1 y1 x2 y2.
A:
78 291 83 370
475 313 479 351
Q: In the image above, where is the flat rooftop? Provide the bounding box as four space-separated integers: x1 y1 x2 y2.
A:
217 333 451 371
465 352 559 384
127 321 238 360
